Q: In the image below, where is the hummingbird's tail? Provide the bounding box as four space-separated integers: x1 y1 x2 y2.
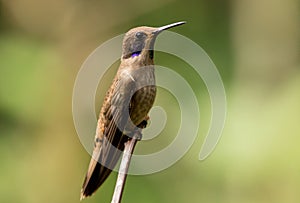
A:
80 158 119 200
80 159 109 200
80 130 128 200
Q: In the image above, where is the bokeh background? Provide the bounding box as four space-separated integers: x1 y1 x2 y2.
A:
0 0 300 203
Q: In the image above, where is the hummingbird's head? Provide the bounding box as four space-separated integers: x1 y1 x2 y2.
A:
121 21 186 61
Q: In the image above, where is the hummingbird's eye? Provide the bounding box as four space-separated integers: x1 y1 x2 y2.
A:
135 32 146 39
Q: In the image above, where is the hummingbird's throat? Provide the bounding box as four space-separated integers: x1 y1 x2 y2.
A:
131 51 141 58
131 50 153 59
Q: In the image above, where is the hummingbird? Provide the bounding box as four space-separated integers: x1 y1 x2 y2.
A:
80 21 186 200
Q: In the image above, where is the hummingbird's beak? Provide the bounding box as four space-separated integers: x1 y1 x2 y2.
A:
153 21 186 35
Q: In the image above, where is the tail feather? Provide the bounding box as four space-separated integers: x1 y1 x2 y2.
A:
80 130 128 199
80 159 113 199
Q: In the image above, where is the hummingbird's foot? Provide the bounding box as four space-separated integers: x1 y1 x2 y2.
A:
126 116 149 140
138 120 148 129
137 115 150 129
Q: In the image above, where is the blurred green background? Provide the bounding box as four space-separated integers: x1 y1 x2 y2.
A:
1 0 300 203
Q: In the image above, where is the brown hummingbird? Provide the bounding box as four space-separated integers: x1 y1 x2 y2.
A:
80 21 186 200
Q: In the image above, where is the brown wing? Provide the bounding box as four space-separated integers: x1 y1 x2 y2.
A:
80 72 136 199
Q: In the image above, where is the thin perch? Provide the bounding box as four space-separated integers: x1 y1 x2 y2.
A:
111 133 140 203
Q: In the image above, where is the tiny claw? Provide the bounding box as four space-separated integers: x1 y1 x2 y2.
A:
138 120 148 129
137 115 150 129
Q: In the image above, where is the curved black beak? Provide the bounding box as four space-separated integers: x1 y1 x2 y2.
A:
153 21 186 35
